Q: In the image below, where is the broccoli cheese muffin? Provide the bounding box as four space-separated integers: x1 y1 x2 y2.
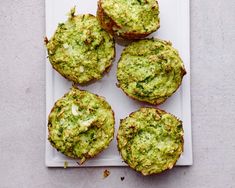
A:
45 8 115 84
117 39 186 105
117 108 184 175
97 0 160 40
48 87 115 164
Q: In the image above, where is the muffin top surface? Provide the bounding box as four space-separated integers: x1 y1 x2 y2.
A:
46 8 115 84
117 39 186 104
48 87 115 164
100 0 160 35
117 108 184 175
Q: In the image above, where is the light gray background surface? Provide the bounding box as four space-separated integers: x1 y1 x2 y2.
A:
0 0 235 187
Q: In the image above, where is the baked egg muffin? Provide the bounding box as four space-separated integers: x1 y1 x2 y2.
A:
117 38 186 105
97 0 160 40
117 107 184 175
46 8 115 84
48 87 115 164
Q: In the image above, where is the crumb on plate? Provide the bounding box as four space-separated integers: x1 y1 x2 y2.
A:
64 161 68 169
103 169 110 178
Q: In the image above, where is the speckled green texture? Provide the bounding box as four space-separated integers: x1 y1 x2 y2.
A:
46 8 115 84
117 108 184 175
117 39 186 105
48 87 115 164
99 0 160 37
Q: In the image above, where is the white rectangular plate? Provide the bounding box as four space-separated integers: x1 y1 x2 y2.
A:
45 0 192 167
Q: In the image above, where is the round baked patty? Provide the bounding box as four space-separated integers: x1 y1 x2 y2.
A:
46 8 115 84
117 39 186 105
117 108 184 175
48 87 115 164
97 0 160 39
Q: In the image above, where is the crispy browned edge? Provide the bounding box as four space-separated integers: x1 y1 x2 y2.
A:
47 86 115 165
116 38 187 105
116 107 184 176
97 0 160 40
45 13 116 85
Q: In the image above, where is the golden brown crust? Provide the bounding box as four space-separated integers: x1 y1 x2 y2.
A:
97 0 116 37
